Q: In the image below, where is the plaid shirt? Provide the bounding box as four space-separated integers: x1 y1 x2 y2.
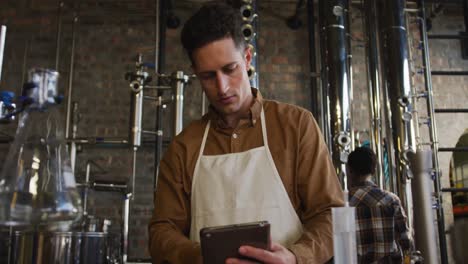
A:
349 181 412 263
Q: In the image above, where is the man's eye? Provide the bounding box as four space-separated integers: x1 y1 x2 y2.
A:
224 64 238 74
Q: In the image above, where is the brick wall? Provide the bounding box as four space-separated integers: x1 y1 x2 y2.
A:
0 1 466 262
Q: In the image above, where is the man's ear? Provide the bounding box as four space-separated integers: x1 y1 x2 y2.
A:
244 45 252 68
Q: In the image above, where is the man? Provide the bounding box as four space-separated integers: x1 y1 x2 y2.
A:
148 3 343 264
347 147 412 263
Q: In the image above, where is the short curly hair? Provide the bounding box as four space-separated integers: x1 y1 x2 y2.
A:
347 147 377 177
181 2 246 63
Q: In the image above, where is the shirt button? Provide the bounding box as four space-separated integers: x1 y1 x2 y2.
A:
232 133 238 139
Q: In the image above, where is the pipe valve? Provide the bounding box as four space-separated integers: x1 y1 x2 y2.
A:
398 96 410 107
402 111 413 122
333 5 344 17
240 5 257 23
242 24 255 42
336 131 351 147
126 71 151 93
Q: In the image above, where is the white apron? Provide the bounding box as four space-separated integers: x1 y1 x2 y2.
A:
189 109 303 246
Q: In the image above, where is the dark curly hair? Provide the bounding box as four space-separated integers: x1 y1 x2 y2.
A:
347 147 377 177
181 2 246 63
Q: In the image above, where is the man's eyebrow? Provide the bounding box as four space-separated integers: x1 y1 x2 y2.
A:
197 70 215 75
197 62 238 75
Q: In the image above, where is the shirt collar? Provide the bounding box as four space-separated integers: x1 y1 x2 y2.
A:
352 180 377 188
207 88 263 129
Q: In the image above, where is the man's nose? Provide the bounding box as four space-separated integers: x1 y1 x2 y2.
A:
215 72 229 95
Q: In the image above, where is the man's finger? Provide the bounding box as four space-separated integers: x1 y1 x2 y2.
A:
238 246 276 263
270 242 284 252
225 257 260 264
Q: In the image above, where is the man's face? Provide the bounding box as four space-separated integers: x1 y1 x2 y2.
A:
192 37 252 119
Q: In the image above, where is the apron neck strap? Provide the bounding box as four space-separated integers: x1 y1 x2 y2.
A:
198 120 211 159
260 108 268 145
198 107 268 157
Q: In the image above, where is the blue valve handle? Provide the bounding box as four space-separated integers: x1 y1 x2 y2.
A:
0 83 65 120
141 62 156 69
0 91 15 107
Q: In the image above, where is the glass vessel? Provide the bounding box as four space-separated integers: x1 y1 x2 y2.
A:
0 68 82 226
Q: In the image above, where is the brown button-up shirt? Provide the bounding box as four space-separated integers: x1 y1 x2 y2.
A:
148 90 344 264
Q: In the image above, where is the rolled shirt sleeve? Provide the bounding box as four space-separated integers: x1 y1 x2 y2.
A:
288 111 345 264
148 140 203 264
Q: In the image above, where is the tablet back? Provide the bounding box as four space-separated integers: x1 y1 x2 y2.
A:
200 221 270 264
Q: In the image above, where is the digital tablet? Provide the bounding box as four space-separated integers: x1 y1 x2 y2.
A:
200 221 271 264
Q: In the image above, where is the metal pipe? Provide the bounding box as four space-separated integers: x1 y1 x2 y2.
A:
405 4 422 170
55 2 64 70
65 16 78 140
372 0 397 195
441 187 468 192
131 147 137 200
383 95 398 193
92 182 127 191
129 81 144 147
144 95 162 101
409 149 439 264
67 138 129 145
417 0 448 262
173 71 188 136
378 0 419 254
77 182 127 190
155 0 160 76
464 0 468 33
435 108 468 113
144 85 172 89
378 0 416 202
0 102 6 121
123 194 130 264
77 182 127 191
0 25 6 84
439 147 468 152
7 226 12 264
319 30 328 143
347 12 354 153
431 71 468 75
20 39 30 87
428 34 468 39
127 54 152 148
155 95 164 190
318 0 353 188
142 130 160 135
81 159 108 215
154 0 167 197
83 162 91 216
363 0 385 189
307 0 320 122
70 101 79 172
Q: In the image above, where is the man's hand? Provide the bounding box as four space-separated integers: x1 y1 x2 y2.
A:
225 242 297 264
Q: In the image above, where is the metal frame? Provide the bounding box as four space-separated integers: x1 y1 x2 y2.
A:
416 0 449 262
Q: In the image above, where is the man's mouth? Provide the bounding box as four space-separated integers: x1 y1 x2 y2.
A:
219 95 235 105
